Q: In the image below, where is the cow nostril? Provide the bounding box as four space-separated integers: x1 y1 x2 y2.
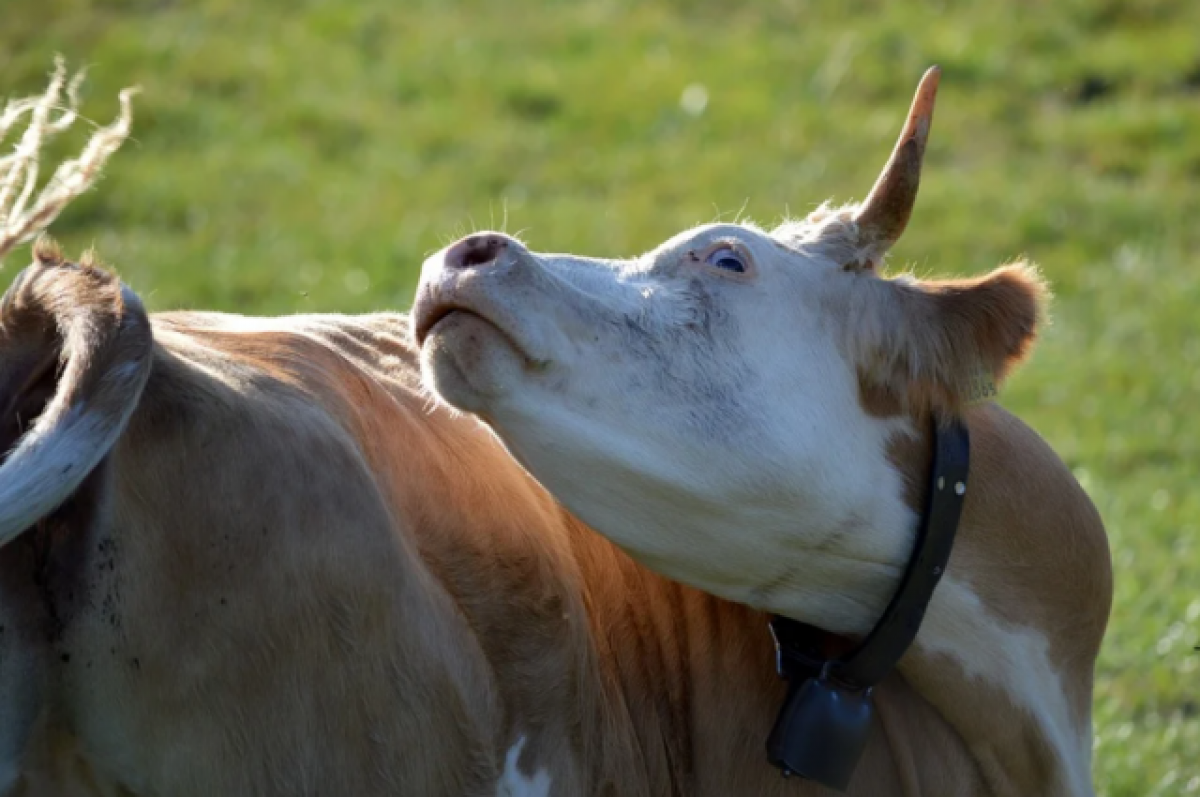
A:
462 240 503 267
448 233 509 270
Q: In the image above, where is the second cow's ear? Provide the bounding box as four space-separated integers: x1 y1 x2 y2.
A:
847 262 1048 416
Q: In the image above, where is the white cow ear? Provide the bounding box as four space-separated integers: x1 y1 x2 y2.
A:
850 261 1048 416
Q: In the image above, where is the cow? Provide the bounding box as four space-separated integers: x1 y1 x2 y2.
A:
410 67 1113 796
0 69 1110 796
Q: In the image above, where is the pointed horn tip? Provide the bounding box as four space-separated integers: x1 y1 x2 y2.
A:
917 65 941 103
905 66 942 143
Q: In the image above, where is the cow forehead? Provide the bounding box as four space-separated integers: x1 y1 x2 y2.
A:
518 222 835 355
530 223 817 289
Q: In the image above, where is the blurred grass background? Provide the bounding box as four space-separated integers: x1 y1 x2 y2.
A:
2 0 1198 793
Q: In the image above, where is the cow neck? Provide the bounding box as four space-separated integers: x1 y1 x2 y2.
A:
765 415 970 789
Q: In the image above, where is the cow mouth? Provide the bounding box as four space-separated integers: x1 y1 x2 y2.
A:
413 301 545 369
413 304 478 347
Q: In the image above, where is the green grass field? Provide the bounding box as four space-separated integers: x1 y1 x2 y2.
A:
3 0 1198 792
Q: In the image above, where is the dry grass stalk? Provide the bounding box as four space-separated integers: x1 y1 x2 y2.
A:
0 56 137 262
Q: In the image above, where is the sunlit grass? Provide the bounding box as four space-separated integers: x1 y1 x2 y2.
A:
2 1 1197 792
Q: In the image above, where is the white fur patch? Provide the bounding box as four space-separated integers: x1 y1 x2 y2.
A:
923 578 1094 797
495 736 551 797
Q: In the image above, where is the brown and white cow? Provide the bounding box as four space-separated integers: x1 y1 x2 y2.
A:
0 70 1110 796
411 68 1113 795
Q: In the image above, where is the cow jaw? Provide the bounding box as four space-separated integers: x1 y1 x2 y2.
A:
414 223 923 633
417 310 529 413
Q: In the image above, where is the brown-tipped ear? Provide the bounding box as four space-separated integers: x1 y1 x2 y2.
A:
852 261 1048 417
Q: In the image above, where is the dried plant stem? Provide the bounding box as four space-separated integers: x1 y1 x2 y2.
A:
0 56 138 262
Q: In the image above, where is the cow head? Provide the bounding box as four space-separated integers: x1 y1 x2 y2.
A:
412 68 1046 630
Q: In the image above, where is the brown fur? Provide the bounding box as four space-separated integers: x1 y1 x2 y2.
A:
848 262 1048 417
0 259 1106 796
847 246 1106 795
907 406 1111 791
864 405 1111 796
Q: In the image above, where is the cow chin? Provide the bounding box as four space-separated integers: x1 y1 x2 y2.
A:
420 311 528 412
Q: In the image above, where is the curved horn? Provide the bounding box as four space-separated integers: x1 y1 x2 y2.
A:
853 66 941 261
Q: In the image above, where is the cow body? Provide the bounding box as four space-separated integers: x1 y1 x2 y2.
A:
0 253 1103 796
0 68 1113 796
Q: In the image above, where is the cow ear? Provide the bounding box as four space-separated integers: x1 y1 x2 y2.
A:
850 261 1048 416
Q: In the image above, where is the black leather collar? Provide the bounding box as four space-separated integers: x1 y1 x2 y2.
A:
765 416 970 790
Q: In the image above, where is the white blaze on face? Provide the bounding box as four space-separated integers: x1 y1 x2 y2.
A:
495 736 551 797
410 71 1045 643
414 222 920 632
412 209 1047 637
415 215 1073 787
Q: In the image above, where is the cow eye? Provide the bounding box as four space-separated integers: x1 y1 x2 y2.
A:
704 246 745 274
